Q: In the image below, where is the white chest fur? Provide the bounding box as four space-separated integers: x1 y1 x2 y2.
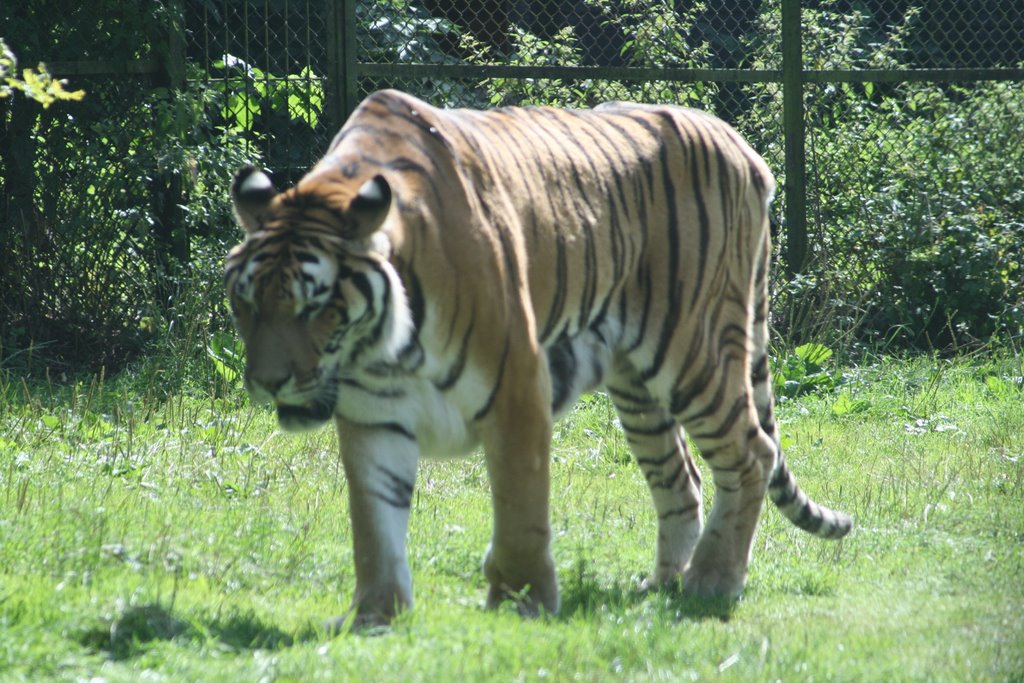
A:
334 370 481 457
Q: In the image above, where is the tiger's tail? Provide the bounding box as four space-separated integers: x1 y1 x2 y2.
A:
768 454 852 539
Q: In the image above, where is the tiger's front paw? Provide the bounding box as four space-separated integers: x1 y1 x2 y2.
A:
482 545 559 617
324 577 413 634
323 601 408 635
638 561 687 593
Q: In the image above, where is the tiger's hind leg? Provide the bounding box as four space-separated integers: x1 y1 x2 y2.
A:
670 347 777 599
607 362 703 590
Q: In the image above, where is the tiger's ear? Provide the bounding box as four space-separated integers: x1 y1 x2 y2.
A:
346 174 392 239
231 165 278 233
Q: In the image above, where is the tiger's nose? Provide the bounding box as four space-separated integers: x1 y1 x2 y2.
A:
245 370 289 404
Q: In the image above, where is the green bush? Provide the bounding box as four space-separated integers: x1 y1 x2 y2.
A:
1 77 254 380
738 3 1024 351
805 79 1024 350
477 3 717 109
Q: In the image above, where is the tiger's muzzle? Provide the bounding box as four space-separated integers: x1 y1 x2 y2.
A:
245 370 339 432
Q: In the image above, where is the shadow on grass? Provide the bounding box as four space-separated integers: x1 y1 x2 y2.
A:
77 603 319 661
557 566 737 623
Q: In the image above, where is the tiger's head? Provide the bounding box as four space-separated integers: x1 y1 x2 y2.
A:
225 165 413 432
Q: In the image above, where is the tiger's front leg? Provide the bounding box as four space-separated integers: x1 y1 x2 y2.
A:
479 358 559 617
331 419 419 630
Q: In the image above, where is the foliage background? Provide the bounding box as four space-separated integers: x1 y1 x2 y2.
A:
1 0 1022 382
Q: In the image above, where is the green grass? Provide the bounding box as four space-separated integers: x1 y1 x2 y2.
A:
1 355 1022 681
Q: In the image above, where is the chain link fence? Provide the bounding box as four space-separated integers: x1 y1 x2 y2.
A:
185 0 334 183
187 0 1024 349
3 0 1022 374
2 76 152 370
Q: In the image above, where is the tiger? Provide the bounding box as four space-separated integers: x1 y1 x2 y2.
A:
225 88 852 628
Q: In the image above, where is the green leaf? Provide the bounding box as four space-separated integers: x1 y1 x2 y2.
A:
831 392 871 416
208 331 245 385
794 343 833 369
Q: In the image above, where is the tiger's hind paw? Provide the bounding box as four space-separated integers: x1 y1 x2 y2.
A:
681 561 747 600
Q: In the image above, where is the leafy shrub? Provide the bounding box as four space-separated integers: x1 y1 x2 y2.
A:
1 77 254 379
807 79 1024 350
478 3 717 109
206 56 326 177
740 2 1024 351
0 38 84 107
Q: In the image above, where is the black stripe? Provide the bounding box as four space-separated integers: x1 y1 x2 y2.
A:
347 269 376 307
751 354 770 385
345 420 416 442
649 463 684 490
540 232 568 343
368 267 400 347
659 503 700 520
609 400 653 417
473 336 511 421
605 383 651 408
795 503 824 533
638 279 683 381
638 115 685 380
624 267 653 353
579 116 641 250
547 342 577 414
340 378 405 399
471 113 542 208
346 269 387 363
676 353 739 423
606 188 628 291
690 141 711 308
635 448 679 468
618 417 676 437
715 137 734 242
692 395 748 442
493 218 521 291
372 463 414 509
668 322 715 416
771 484 797 507
578 214 599 331
369 490 411 509
437 313 474 391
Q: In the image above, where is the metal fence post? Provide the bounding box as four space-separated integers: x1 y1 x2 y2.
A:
781 0 808 277
327 0 359 133
326 0 344 133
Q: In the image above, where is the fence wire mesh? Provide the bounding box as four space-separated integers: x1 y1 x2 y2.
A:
359 1 778 69
2 77 160 369
3 0 1022 373
185 0 333 181
318 0 1024 347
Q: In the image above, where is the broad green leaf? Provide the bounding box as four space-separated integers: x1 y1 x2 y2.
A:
794 343 833 368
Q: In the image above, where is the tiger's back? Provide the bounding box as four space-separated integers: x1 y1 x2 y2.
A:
226 89 850 627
